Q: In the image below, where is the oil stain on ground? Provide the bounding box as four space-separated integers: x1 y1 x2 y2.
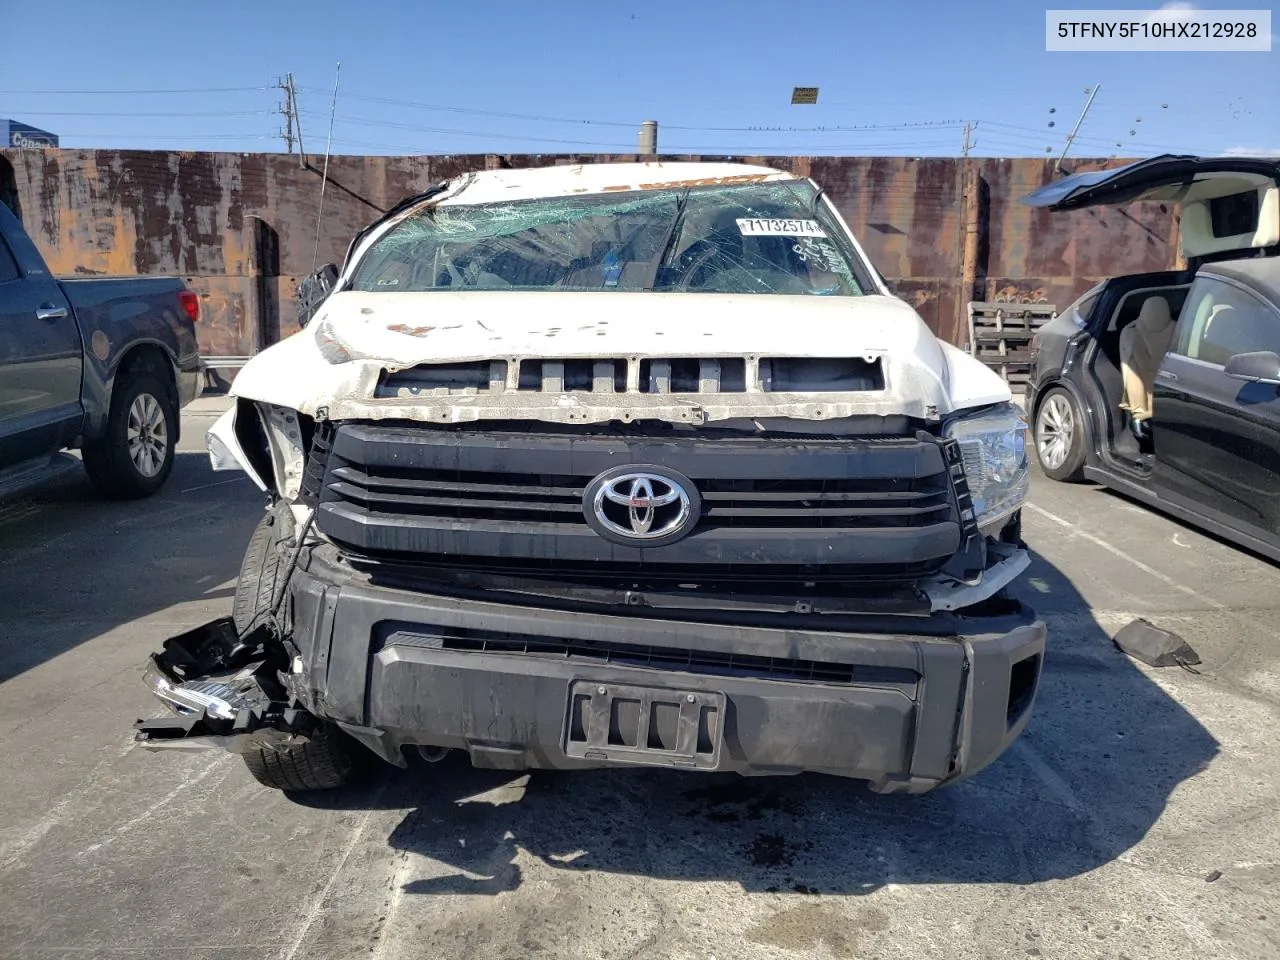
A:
747 903 890 958
742 832 814 869
683 781 805 823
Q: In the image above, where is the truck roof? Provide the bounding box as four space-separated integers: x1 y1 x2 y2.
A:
438 161 797 206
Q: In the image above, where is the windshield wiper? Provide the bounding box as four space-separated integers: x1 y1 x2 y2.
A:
644 188 691 291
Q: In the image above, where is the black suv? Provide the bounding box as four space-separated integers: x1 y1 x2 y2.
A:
1026 155 1280 561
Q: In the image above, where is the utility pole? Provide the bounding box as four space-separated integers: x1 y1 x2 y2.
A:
961 121 976 158
276 75 295 154
287 73 306 168
1058 83 1100 173
276 73 306 166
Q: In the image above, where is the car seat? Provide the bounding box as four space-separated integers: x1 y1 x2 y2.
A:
1119 295 1176 424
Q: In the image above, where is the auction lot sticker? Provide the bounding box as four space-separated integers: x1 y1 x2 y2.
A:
737 218 827 237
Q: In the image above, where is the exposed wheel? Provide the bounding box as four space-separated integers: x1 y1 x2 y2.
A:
232 504 364 792
233 503 294 634
1034 387 1087 482
83 372 177 498
242 725 363 791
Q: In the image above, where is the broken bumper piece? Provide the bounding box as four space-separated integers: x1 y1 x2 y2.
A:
143 660 254 720
133 616 308 754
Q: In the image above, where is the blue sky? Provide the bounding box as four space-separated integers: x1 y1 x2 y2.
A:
1 0 1276 157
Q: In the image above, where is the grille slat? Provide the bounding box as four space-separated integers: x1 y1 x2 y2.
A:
699 488 939 503
707 503 950 518
330 465 583 499
328 481 584 515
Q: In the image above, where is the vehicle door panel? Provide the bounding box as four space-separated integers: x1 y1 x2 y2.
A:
1152 277 1280 535
1021 155 1280 212
0 237 84 465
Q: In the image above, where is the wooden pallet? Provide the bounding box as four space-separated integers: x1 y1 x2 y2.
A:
966 302 1057 387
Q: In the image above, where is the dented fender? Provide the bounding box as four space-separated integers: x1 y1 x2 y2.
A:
206 407 269 492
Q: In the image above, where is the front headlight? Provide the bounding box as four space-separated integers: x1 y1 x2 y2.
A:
944 402 1030 533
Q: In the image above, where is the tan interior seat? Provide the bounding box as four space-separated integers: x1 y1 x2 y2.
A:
1119 295 1176 423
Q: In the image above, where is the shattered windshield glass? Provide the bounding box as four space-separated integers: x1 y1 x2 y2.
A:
348 181 866 296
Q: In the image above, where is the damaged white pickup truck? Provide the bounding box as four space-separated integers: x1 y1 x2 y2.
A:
135 161 1045 794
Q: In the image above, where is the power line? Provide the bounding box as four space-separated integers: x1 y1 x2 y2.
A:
0 86 270 95
2 109 271 118
32 133 274 143
977 120 1205 153
304 111 969 150
298 89 964 135
301 112 636 148
978 119 1194 153
663 139 963 153
666 120 965 133
323 135 964 156
304 90 640 129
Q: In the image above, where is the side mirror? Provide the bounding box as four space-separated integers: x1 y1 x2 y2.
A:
296 263 340 329
1224 350 1280 386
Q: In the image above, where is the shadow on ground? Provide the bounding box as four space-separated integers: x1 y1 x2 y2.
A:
0 452 261 682
294 547 1219 894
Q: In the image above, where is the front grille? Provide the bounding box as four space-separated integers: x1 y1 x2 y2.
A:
383 625 918 687
323 461 951 531
313 423 964 572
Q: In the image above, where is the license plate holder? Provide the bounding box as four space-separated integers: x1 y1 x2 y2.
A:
563 681 725 769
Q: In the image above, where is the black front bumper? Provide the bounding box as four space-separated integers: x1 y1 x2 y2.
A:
271 545 1045 793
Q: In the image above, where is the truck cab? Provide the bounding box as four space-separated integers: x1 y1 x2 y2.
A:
0 199 203 499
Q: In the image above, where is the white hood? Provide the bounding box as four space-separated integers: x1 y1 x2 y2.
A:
230 290 1010 424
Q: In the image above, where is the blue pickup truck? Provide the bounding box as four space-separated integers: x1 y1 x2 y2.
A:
0 200 202 499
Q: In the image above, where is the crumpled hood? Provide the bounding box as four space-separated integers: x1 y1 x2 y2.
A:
230 290 1010 424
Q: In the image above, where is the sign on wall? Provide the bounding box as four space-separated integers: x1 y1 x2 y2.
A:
3 120 60 149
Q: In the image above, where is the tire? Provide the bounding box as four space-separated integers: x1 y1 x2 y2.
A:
1034 387 1087 482
83 372 177 499
242 725 362 791
233 504 364 791
232 504 293 635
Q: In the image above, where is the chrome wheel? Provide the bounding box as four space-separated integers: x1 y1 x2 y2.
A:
1036 393 1074 471
127 392 168 478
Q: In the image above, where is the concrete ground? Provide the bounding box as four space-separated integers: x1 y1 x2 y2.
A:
1 399 1278 960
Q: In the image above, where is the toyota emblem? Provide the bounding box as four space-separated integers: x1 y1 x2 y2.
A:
583 466 700 546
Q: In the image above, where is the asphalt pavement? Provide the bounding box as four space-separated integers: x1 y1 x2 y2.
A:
0 398 1277 960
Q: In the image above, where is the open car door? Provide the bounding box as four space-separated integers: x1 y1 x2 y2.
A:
1151 261 1280 539
1022 155 1280 262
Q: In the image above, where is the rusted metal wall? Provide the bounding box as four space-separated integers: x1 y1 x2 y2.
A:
0 149 1178 356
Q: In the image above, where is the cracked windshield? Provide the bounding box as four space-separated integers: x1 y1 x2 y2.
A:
349 182 864 295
